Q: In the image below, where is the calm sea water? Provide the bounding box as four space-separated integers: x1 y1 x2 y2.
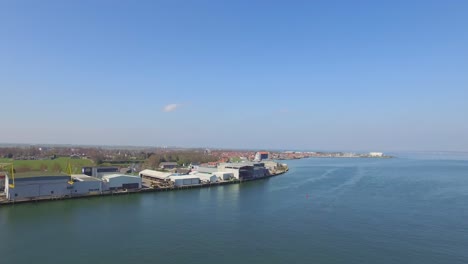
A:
1 157 468 264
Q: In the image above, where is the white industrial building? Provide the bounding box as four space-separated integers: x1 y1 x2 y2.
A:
71 174 102 195
218 162 267 180
194 173 218 183
169 175 200 187
213 172 234 181
254 151 270 161
217 163 250 180
102 174 141 191
190 170 234 181
5 172 72 201
139 169 175 182
369 152 384 157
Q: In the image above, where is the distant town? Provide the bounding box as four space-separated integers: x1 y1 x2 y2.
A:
0 145 390 205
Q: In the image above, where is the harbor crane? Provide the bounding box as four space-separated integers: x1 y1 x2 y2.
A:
0 163 15 188
66 161 74 185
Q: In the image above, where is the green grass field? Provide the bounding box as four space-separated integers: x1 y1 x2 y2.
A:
0 157 94 174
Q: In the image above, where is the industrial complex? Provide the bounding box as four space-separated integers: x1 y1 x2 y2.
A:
0 159 288 204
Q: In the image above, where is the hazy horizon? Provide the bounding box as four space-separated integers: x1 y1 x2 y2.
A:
1 1 467 152
2 141 468 155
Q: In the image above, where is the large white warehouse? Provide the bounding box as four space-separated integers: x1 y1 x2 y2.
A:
102 174 141 191
195 173 218 183
213 172 234 181
139 169 175 182
218 162 267 180
169 175 200 187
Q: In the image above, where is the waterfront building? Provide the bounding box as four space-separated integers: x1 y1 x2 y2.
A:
213 171 234 181
217 163 246 180
71 174 102 195
218 163 255 180
139 169 176 183
218 162 268 180
255 152 270 161
102 174 141 191
5 172 71 201
193 173 218 183
369 152 384 157
262 161 279 171
253 165 268 178
168 175 200 187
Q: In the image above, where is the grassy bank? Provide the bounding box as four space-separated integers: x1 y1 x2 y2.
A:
0 157 94 174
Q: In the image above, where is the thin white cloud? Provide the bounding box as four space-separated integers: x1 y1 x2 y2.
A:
163 104 180 112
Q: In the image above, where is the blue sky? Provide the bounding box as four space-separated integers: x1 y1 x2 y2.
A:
0 0 467 151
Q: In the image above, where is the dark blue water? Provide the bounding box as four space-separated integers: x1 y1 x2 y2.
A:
1 157 467 263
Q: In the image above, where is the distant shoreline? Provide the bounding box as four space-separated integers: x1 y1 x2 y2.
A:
275 155 394 161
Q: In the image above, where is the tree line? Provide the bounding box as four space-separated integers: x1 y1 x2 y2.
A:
144 151 218 169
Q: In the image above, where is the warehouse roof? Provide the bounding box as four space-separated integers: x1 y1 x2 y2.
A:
220 163 254 169
196 166 218 173
13 171 69 179
7 171 70 182
72 174 102 182
103 174 140 180
196 173 217 180
168 175 200 181
213 171 234 175
139 169 173 179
